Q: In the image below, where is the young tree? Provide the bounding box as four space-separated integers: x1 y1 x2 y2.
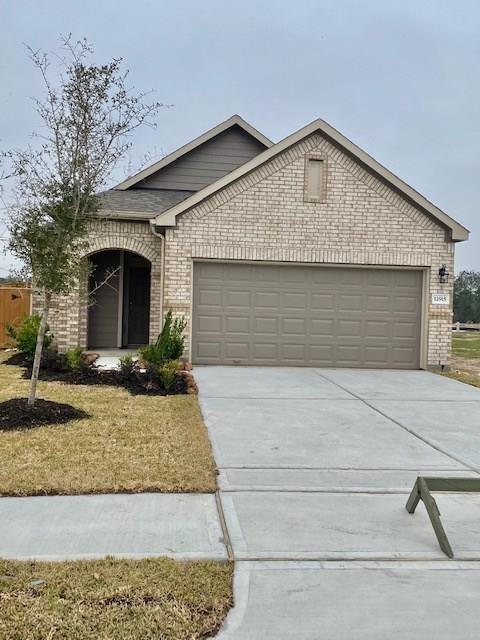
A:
2 36 163 405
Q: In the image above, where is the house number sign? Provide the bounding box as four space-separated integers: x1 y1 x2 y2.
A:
431 293 449 305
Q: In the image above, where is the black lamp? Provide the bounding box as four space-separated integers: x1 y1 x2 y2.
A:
438 264 449 284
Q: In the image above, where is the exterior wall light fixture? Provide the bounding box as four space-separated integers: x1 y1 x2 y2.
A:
438 264 449 284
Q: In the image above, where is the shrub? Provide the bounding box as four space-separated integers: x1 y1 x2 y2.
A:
5 314 53 360
158 359 179 390
66 346 87 371
139 310 187 366
119 354 134 378
139 343 161 367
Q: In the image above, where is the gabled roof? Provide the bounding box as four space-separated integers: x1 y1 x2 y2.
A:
115 115 273 191
152 118 469 242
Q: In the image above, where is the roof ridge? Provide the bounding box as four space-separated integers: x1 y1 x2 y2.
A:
151 118 469 242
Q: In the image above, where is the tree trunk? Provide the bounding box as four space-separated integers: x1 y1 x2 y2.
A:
28 291 52 406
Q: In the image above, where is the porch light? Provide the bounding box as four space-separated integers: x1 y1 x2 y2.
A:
438 264 449 284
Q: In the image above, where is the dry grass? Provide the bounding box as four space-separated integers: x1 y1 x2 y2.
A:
442 369 480 389
0 351 217 496
443 331 480 386
0 557 233 640
452 331 480 359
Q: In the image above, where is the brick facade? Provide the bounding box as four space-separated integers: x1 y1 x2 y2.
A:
46 131 454 367
42 220 163 351
164 132 453 367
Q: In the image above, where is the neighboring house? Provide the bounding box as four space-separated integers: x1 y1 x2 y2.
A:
46 115 469 369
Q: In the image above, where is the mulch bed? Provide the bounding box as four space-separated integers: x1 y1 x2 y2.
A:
0 398 89 431
3 352 198 396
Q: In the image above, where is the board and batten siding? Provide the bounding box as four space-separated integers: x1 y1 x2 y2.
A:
137 125 266 191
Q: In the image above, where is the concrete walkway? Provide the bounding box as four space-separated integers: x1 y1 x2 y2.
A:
0 493 227 561
195 366 480 639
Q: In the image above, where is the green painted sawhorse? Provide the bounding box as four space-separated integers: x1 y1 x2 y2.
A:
406 476 480 558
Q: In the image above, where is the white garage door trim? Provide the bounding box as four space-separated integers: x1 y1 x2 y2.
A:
191 260 428 369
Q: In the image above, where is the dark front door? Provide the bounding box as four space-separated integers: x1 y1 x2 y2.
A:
88 250 121 348
127 266 150 346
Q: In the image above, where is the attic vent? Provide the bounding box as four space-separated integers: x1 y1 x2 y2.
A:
304 155 327 203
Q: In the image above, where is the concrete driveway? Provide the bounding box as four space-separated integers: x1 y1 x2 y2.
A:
195 366 480 639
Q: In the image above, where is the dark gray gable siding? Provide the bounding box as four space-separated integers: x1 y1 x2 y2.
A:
136 125 267 191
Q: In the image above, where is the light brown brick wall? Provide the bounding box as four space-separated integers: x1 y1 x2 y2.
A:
45 132 455 366
163 132 454 367
39 220 163 351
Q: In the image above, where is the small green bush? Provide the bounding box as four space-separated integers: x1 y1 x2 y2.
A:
119 354 134 378
66 346 86 371
139 310 187 366
5 314 53 361
158 359 179 390
139 343 160 367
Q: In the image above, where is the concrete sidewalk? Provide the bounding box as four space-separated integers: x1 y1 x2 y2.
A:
217 561 480 640
0 493 227 561
195 366 480 639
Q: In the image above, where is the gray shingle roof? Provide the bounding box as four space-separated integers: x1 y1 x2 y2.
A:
97 188 194 218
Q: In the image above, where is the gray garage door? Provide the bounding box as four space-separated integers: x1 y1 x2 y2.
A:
192 262 423 368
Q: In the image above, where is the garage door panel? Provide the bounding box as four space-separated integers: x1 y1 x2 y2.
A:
339 270 364 286
393 296 418 313
196 341 221 359
394 270 420 287
255 291 280 308
225 316 250 333
252 342 276 359
310 344 335 362
364 345 390 364
224 263 252 282
365 321 390 338
255 317 279 334
283 318 307 335
197 315 222 332
393 322 417 339
392 346 418 365
226 290 251 307
311 269 338 285
281 343 307 361
192 263 422 368
199 288 222 306
196 262 224 280
336 344 363 365
225 342 249 360
311 319 335 336
337 319 362 337
284 292 308 309
312 293 335 309
338 294 363 312
366 295 391 311
254 265 281 283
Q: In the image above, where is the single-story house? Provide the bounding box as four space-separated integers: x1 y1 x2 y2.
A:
46 115 469 369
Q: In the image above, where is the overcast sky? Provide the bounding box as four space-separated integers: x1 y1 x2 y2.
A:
1 0 478 275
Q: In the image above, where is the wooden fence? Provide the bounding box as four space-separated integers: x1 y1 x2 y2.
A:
452 322 480 331
0 286 32 347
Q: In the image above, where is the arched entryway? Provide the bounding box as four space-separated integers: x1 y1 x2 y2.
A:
88 249 151 349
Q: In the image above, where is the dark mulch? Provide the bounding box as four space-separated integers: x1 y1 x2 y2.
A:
25 368 193 396
0 398 89 431
3 352 28 367
3 351 196 396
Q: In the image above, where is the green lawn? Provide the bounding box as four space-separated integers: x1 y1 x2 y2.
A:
452 331 480 359
0 351 217 496
0 557 233 640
